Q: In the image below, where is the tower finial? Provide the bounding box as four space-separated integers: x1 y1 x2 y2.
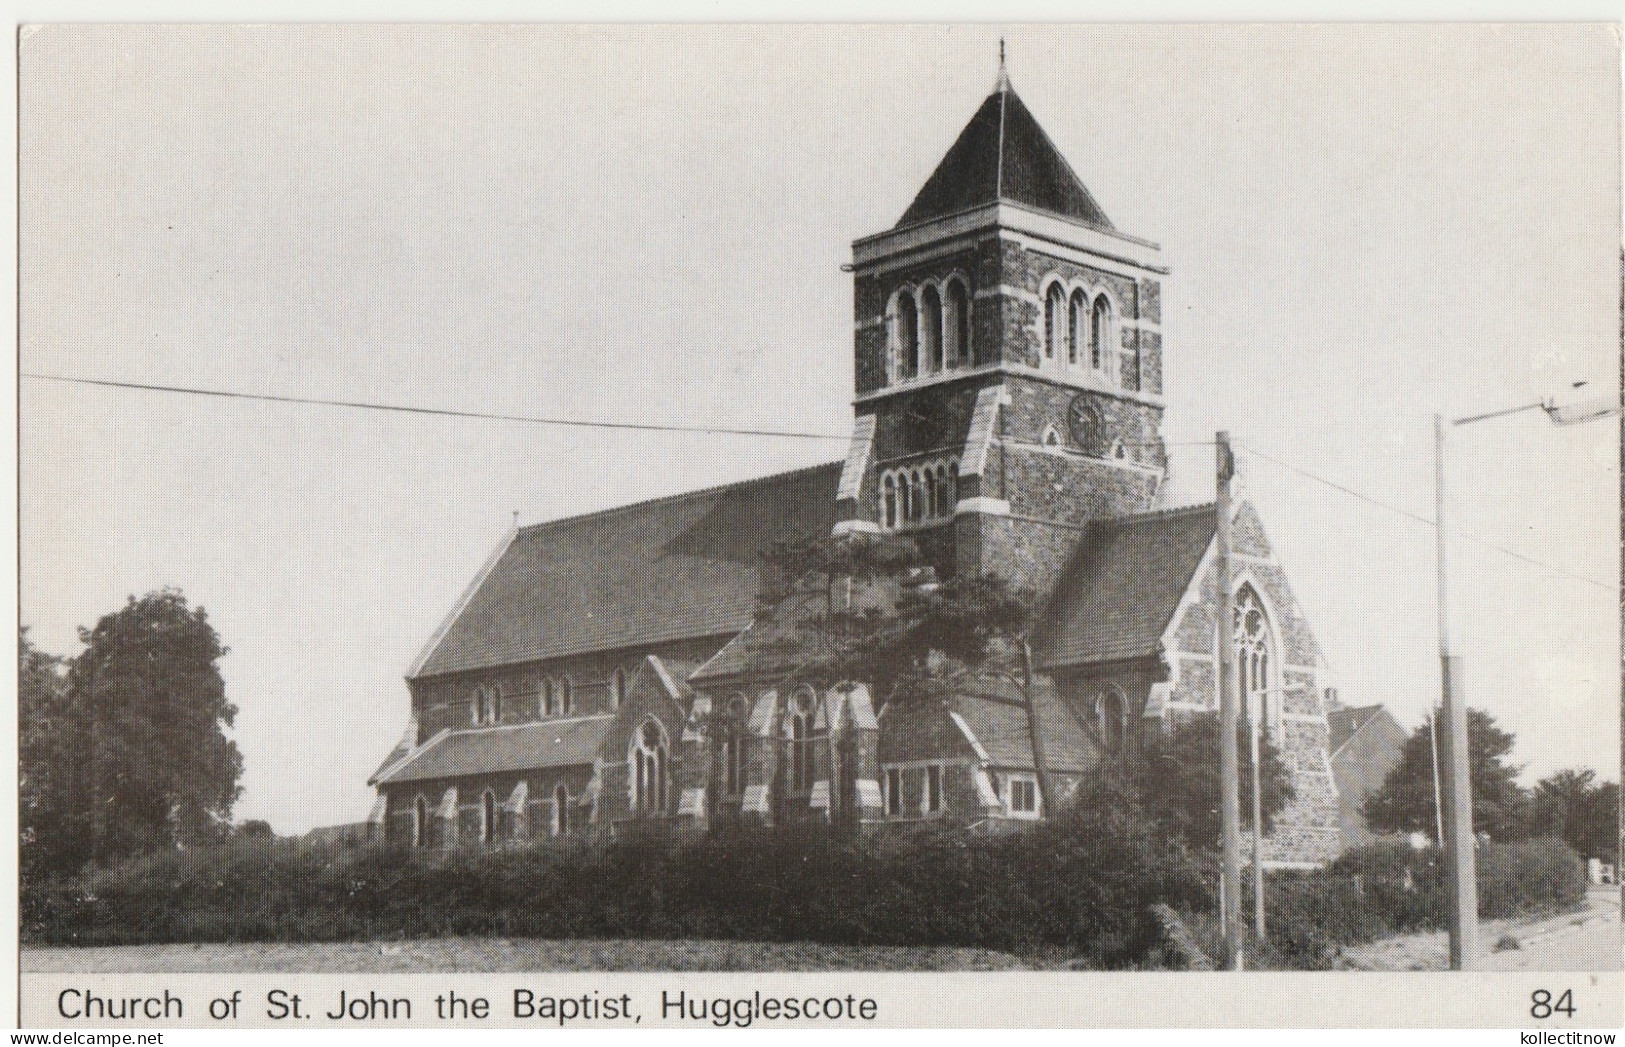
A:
995 38 1011 93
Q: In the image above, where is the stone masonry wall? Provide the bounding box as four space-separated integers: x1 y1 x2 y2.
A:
853 238 1003 395
996 239 1161 394
409 636 723 743
383 764 596 849
1160 502 1342 866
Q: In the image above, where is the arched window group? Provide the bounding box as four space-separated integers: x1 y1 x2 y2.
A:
631 719 669 814
472 686 502 726
541 676 575 718
1043 278 1117 382
890 276 972 383
879 457 959 530
1234 584 1276 730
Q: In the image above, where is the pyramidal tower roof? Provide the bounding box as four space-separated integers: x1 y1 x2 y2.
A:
896 67 1114 231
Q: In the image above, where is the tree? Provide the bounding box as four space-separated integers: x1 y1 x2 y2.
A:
19 628 82 880
1109 712 1295 857
1528 768 1619 863
749 534 1051 799
750 533 1036 698
237 819 274 839
65 588 244 863
747 534 1294 841
1363 707 1529 842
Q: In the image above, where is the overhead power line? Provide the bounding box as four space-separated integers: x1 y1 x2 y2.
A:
23 371 1614 591
1234 441 1614 592
21 372 851 442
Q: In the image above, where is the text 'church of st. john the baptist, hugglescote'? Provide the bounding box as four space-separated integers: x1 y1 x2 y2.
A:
366 61 1349 868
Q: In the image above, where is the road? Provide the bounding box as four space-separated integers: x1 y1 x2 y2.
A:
1339 887 1621 971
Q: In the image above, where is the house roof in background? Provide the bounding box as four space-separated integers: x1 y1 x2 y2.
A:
1330 703 1390 756
411 462 842 679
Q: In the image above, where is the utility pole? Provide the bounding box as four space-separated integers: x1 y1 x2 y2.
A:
1427 708 1446 847
1434 412 1479 970
1216 431 1244 970
1248 697 1266 940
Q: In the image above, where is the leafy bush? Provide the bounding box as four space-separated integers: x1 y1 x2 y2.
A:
1477 837 1587 918
1182 837 1589 970
23 812 1208 968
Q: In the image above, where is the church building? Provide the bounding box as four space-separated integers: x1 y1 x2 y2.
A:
368 64 1345 868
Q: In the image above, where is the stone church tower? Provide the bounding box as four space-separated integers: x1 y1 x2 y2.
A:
835 65 1170 591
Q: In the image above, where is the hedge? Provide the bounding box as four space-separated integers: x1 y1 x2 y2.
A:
22 811 1211 969
1229 836 1589 969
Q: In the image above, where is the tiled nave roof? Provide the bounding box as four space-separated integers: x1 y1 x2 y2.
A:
410 462 842 679
375 715 614 785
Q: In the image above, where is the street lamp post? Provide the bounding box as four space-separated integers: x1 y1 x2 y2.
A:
1432 387 1620 971
1433 411 1478 971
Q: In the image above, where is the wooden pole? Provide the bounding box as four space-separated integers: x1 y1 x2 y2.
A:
1428 706 1446 847
1216 431 1243 970
1249 701 1266 940
1434 412 1480 970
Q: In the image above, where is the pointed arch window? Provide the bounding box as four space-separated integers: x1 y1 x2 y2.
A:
721 691 750 796
480 789 497 844
631 719 669 814
612 669 627 710
553 784 570 837
945 279 971 367
1096 688 1128 753
787 688 818 794
896 293 919 380
473 686 499 726
1045 284 1067 361
921 285 944 374
1235 584 1275 730
542 678 555 717
559 677 573 717
1091 295 1112 373
881 473 898 529
1069 288 1088 366
723 730 746 796
413 795 428 848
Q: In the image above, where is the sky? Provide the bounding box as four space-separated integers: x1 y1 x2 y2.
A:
18 23 1621 834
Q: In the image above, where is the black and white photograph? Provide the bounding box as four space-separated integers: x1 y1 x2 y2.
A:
15 21 1622 1028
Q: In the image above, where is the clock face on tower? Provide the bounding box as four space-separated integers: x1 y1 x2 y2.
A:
1067 394 1102 455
